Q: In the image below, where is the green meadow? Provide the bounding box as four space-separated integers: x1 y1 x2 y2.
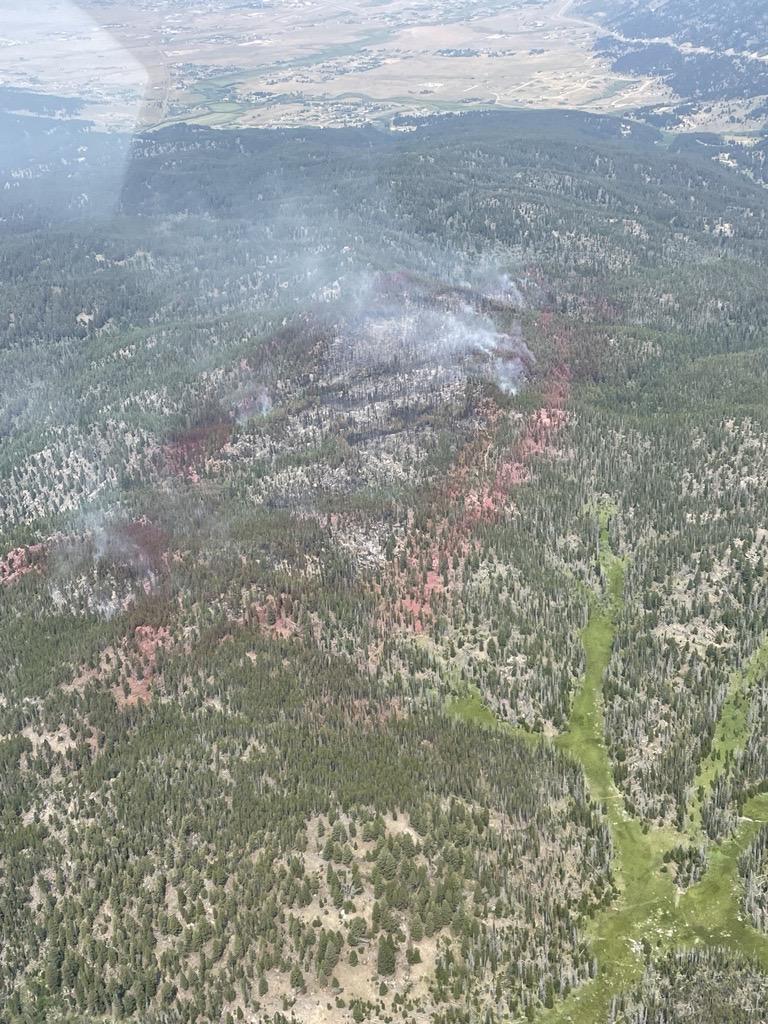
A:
450 515 768 1022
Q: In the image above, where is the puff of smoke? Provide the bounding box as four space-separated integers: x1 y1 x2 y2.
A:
233 383 273 425
329 270 534 394
41 508 163 618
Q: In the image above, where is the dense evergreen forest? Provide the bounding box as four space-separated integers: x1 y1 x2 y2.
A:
1 108 767 1022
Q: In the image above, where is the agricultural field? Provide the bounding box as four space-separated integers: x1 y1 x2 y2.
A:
0 0 673 129
4 1 766 132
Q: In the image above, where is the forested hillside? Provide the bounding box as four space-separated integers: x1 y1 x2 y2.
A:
1 108 768 1023
576 0 768 130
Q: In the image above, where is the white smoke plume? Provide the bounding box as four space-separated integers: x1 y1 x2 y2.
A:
327 270 534 394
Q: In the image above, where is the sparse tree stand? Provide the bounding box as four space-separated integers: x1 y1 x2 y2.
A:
3 98 768 1024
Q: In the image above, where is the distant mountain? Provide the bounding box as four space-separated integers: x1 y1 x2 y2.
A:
578 0 768 129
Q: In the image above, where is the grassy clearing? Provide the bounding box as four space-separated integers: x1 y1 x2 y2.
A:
677 794 768 969
547 553 681 1024
447 685 544 748
540 515 768 1021
597 500 625 613
444 508 768 1023
447 687 498 729
687 640 768 836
